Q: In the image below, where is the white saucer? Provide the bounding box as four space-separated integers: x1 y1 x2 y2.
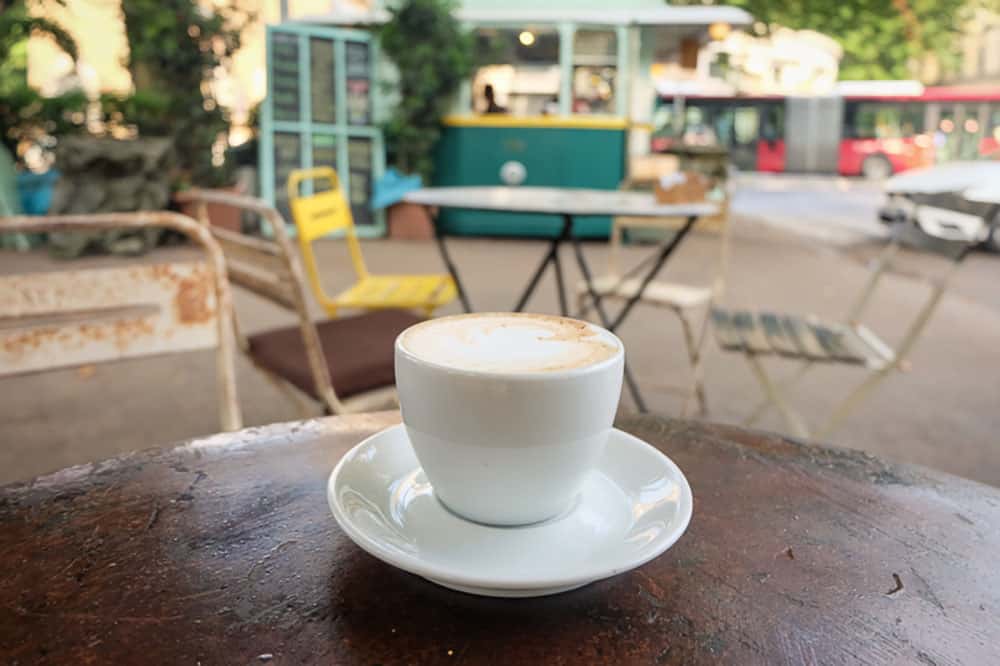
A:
327 424 693 597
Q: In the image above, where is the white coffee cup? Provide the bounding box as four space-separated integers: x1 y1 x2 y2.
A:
394 312 624 526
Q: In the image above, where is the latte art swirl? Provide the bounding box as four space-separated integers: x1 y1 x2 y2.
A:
398 313 620 374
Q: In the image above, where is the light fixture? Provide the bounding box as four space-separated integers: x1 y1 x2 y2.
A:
519 30 535 46
708 22 731 41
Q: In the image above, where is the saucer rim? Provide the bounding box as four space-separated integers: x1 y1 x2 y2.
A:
328 424 693 592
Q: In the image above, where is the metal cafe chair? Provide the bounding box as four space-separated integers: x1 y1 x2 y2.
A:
286 167 456 317
175 188 421 416
575 201 730 416
0 212 241 431
710 218 990 439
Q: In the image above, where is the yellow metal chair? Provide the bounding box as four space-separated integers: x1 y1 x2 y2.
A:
287 167 456 317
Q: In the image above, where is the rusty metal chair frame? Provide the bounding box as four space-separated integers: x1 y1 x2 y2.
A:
0 212 241 431
174 189 397 417
711 219 987 440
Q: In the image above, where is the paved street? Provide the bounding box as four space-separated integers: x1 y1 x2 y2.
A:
733 172 1000 314
3 211 999 488
732 172 888 243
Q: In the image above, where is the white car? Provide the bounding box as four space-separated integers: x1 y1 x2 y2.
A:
879 161 1000 252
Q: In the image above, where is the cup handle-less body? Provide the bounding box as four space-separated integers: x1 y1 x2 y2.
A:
395 337 624 526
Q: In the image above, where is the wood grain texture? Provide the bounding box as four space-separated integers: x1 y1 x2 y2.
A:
2 411 998 665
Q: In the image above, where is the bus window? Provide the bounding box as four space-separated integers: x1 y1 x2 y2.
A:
985 105 1000 157
846 103 880 139
843 102 859 138
957 104 985 159
726 105 761 171
650 101 679 152
876 108 897 137
844 102 925 139
757 102 785 172
733 106 760 146
713 106 735 146
683 105 718 146
900 103 925 135
935 107 959 161
866 104 886 137
652 104 677 135
761 103 783 141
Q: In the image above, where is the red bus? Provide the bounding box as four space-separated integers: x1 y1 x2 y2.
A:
651 86 1000 178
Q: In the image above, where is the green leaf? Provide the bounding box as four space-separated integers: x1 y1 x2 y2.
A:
675 0 980 81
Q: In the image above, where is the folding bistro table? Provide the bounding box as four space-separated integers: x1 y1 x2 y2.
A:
402 186 718 411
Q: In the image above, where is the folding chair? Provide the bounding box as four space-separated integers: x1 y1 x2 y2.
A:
575 201 729 416
176 188 422 416
0 212 241 431
286 167 455 317
711 219 988 439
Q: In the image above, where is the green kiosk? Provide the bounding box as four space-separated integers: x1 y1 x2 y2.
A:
262 1 750 238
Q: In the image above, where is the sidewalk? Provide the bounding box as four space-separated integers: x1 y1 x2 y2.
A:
2 216 999 486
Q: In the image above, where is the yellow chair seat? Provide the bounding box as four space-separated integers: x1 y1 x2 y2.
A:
333 274 456 313
287 167 458 318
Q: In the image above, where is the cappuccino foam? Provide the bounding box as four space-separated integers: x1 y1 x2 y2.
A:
398 313 620 373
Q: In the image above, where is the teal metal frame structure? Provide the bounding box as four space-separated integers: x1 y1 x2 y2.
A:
260 23 386 238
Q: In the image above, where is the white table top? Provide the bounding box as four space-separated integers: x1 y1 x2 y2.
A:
403 186 718 218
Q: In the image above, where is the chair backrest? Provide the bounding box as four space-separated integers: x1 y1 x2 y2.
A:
0 212 240 431
613 164 731 300
287 167 354 242
842 217 981 368
606 206 731 301
180 198 302 313
174 188 348 414
287 167 368 308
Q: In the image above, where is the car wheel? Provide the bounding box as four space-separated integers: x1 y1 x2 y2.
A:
861 154 893 180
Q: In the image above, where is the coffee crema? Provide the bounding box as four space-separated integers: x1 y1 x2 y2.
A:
398 313 620 374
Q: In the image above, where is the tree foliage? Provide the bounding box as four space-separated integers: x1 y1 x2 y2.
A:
119 0 252 187
379 0 474 182
0 0 252 185
0 1 87 160
0 9 77 63
680 0 1000 80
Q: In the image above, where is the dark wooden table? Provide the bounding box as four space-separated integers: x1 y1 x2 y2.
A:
2 412 998 664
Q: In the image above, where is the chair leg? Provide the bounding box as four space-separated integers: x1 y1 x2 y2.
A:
745 361 814 427
744 353 810 439
677 309 708 417
816 366 894 439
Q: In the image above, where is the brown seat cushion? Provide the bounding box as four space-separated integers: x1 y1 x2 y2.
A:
247 309 425 401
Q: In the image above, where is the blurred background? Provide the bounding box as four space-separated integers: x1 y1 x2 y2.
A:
2 0 998 486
